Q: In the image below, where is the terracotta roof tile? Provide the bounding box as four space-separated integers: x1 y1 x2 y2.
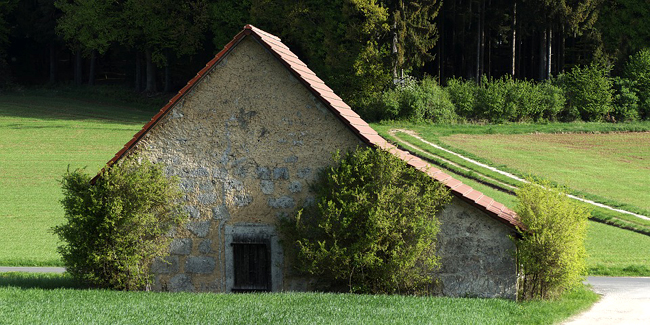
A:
97 24 522 231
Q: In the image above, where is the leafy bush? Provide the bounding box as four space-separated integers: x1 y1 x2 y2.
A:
475 76 510 122
623 48 650 119
446 77 476 118
55 156 186 290
371 77 459 123
280 147 451 294
611 77 640 122
557 64 614 121
514 180 590 300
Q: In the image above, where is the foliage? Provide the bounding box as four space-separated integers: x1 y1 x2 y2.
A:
54 156 186 290
611 77 640 122
557 64 614 121
280 147 451 295
55 0 120 55
389 0 441 77
515 180 590 300
443 76 565 123
372 76 458 122
623 48 650 119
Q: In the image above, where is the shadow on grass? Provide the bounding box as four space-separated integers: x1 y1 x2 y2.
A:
0 272 87 290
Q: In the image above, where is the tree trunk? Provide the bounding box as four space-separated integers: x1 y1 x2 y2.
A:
88 50 97 86
49 43 56 84
557 25 566 73
511 1 517 77
135 52 142 92
479 0 486 78
74 50 83 86
539 29 547 80
475 0 482 83
392 19 399 80
547 26 552 79
164 51 172 92
145 49 156 93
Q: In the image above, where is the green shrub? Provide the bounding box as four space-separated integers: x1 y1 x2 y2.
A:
514 180 590 300
558 64 614 121
280 147 451 295
446 77 477 118
476 76 510 122
537 81 565 121
611 77 640 122
623 48 650 119
54 156 186 290
404 77 459 123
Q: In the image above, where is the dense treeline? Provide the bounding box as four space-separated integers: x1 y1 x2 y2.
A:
0 0 649 121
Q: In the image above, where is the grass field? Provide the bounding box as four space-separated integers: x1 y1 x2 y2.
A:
0 92 153 265
0 273 598 325
375 121 650 276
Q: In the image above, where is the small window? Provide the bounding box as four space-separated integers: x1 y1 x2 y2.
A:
232 243 270 292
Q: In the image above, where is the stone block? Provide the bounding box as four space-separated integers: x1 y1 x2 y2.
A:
184 206 200 219
297 167 312 179
185 256 216 274
289 181 302 193
151 256 179 274
190 167 210 177
260 180 274 195
256 167 270 180
187 220 211 238
273 167 289 180
212 204 230 220
198 193 217 205
285 156 298 163
224 179 244 192
169 274 194 292
198 239 212 254
234 194 253 207
169 238 192 255
268 196 295 209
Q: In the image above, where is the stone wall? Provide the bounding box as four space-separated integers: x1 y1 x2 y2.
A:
436 197 518 299
131 36 364 292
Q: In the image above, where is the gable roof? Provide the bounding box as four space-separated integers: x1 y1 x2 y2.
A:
101 24 523 230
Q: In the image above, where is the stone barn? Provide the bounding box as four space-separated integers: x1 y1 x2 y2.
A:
102 25 523 299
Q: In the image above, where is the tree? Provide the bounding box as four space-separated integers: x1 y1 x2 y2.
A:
122 0 208 92
55 156 187 290
386 0 442 79
55 0 121 85
598 0 650 68
0 0 17 86
280 148 451 294
515 179 589 300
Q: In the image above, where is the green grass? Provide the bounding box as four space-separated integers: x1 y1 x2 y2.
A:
0 273 598 325
0 93 153 265
374 121 650 214
375 121 650 276
586 221 650 276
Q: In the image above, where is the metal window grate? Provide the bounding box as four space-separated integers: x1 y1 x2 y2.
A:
232 243 270 292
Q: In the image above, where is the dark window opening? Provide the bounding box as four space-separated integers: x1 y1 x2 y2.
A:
232 243 271 292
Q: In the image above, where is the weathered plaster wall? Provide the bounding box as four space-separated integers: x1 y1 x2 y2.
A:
436 197 518 299
134 36 364 292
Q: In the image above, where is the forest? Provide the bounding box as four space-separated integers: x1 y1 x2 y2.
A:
0 0 649 122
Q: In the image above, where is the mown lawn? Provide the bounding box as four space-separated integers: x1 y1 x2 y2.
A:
0 92 153 265
0 273 598 325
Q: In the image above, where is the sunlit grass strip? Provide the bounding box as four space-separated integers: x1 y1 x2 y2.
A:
0 273 598 325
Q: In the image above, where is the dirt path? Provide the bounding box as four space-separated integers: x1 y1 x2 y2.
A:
389 129 650 221
563 277 650 325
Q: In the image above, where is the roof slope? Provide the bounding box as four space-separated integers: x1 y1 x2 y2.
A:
102 24 523 230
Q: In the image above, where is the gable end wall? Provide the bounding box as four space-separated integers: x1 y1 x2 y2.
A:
132 36 364 292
